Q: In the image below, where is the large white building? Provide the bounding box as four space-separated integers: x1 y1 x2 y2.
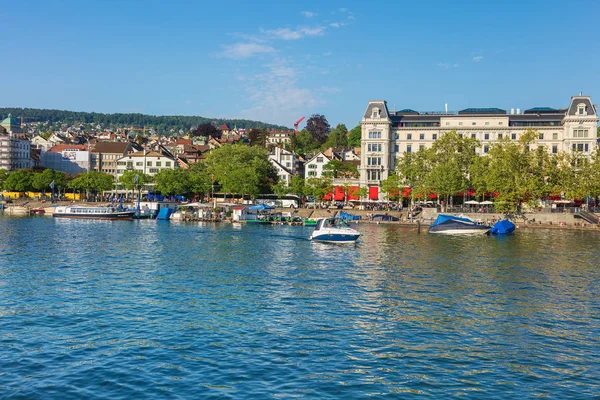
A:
0 114 33 171
359 94 599 197
115 148 179 181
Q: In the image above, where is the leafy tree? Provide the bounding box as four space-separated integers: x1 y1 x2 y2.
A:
347 125 361 147
69 171 114 195
397 148 431 204
597 126 600 138
380 173 401 201
191 123 221 139
323 123 348 149
40 131 53 140
290 129 320 155
248 128 268 147
272 180 289 198
322 159 358 178
3 169 34 191
305 114 330 144
154 169 191 196
304 176 334 200
119 170 153 190
358 187 369 202
289 175 305 197
0 169 8 190
188 162 213 198
32 169 56 193
203 144 277 198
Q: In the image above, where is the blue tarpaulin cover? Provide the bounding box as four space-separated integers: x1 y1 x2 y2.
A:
431 214 474 227
490 219 515 234
339 211 361 220
249 204 274 211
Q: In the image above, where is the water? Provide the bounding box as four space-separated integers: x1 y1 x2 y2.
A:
0 216 599 398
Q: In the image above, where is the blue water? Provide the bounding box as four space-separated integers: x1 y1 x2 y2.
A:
1 216 599 398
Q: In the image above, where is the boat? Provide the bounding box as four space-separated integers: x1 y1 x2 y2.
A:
52 206 134 220
309 217 361 244
2 205 29 215
490 219 516 234
428 214 490 235
303 218 318 226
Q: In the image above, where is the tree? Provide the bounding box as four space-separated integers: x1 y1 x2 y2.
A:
322 159 358 178
3 169 34 191
188 162 213 198
0 169 8 190
191 123 220 139
305 114 330 144
380 173 401 201
272 180 289 198
323 123 348 149
32 169 56 193
154 169 191 196
203 144 277 198
347 125 361 147
289 175 305 197
248 128 268 147
290 129 320 155
119 170 153 190
69 171 114 196
397 148 431 204
304 176 334 200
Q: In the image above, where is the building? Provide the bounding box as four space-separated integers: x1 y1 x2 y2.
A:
91 141 141 176
359 94 599 196
41 144 91 174
266 130 295 146
0 114 33 171
304 152 331 179
115 147 178 181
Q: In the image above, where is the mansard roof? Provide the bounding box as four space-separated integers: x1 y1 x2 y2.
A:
567 96 596 116
363 101 389 119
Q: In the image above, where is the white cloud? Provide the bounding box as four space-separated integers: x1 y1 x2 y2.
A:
218 43 276 59
438 63 460 69
324 51 332 56
301 11 317 18
330 22 342 28
262 26 325 40
472 56 484 62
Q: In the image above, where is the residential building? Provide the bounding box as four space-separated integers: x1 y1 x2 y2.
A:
269 146 302 185
41 144 91 174
267 130 295 146
304 152 331 179
0 114 33 171
115 147 178 181
91 141 141 176
359 94 599 198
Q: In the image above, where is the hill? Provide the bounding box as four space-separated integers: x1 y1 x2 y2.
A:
0 107 289 135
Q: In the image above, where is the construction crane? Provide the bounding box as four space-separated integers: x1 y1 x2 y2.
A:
294 116 305 134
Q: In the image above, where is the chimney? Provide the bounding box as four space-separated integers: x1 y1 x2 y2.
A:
516 108 520 115
510 108 515 115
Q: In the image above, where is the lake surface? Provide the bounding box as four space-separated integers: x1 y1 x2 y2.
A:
0 216 599 398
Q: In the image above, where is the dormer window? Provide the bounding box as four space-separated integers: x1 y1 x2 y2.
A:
577 103 587 116
372 107 380 118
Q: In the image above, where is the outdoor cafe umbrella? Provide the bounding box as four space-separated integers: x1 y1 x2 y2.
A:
464 200 480 205
480 201 494 205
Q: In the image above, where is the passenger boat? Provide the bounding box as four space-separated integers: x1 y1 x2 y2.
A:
309 217 361 244
428 214 490 235
52 206 134 220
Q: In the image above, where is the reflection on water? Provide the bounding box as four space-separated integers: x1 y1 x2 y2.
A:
0 216 599 398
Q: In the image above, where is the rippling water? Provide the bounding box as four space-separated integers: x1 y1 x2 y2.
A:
0 216 599 398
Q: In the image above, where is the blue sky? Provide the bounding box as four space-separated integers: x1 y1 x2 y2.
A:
2 0 599 128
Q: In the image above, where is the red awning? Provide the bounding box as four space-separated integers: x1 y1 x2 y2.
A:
323 192 333 201
390 187 400 198
334 186 345 201
347 186 359 201
402 187 412 198
369 186 379 200
428 192 438 199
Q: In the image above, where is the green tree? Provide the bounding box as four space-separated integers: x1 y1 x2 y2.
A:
3 169 34 191
323 123 348 149
380 173 400 201
154 169 191 196
248 128 268 147
322 159 358 178
397 148 431 204
304 176 334 200
0 168 8 190
272 180 289 198
347 125 361 147
188 162 213 198
69 171 114 196
291 129 320 155
203 144 277 198
289 175 305 197
119 170 153 190
32 168 56 193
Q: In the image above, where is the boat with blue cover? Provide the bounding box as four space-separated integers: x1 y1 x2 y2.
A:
429 214 490 235
490 219 516 234
309 217 361 244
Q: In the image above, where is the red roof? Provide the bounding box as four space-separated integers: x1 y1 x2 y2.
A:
217 123 230 131
48 144 89 152
175 139 192 145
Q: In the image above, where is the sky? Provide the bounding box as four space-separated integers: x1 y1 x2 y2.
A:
1 0 599 128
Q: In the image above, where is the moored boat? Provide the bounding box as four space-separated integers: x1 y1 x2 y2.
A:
490 219 516 235
309 217 361 244
53 206 134 220
428 214 490 235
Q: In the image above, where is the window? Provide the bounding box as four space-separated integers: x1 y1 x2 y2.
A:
498 133 503 139
484 146 489 153
539 133 544 140
117 161 126 166
499 122 503 126
458 134 463 138
553 133 558 140
394 144 399 152
317 157 323 163
372 107 379 118
419 144 425 150
432 134 437 140
156 161 161 167
419 133 424 140
308 171 317 176
407 133 412 140
459 122 463 126
127 162 133 168
136 162 143 166
147 161 152 166
472 122 476 126
368 131 382 139
445 122 450 126
485 122 489 126
552 145 558 154
308 164 317 169
573 129 589 138
166 162 171 167
484 133 489 140
407 145 412 153
511 134 516 140
471 133 476 139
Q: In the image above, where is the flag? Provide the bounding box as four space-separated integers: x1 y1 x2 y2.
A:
49 180 55 190
134 174 139 184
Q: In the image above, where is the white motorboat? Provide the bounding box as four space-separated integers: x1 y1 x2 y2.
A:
309 217 361 244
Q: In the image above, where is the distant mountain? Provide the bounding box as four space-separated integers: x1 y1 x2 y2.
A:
0 107 289 134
